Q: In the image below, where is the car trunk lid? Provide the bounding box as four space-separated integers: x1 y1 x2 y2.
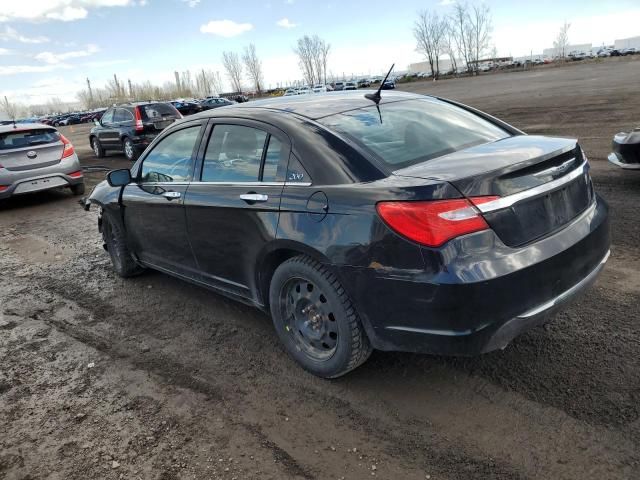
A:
393 135 593 247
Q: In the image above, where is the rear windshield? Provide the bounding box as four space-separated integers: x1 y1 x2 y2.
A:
141 103 180 120
0 128 60 151
317 98 509 169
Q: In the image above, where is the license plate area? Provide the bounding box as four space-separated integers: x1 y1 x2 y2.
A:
14 176 67 194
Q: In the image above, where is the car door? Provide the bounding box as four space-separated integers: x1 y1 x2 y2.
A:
97 108 118 149
184 119 290 299
113 108 134 141
121 121 205 276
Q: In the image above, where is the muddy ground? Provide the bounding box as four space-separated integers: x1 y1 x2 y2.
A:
1 57 639 480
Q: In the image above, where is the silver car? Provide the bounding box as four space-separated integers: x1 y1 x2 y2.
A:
0 123 84 200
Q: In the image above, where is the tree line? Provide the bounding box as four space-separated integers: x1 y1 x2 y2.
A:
414 1 492 79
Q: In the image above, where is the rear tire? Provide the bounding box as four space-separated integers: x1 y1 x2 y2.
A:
70 183 85 195
91 137 105 158
122 137 138 161
102 215 144 278
269 255 372 378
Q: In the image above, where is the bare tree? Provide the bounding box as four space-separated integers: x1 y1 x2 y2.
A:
293 35 318 86
469 3 492 72
222 51 244 93
451 2 471 73
243 43 264 94
293 35 330 86
442 21 459 75
414 10 447 79
319 39 331 85
553 21 571 60
1 96 19 120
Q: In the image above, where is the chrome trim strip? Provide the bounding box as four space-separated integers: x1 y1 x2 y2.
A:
137 181 312 187
477 160 588 213
608 153 640 170
517 249 610 319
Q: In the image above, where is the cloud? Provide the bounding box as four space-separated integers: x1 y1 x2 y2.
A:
35 44 100 64
0 27 50 44
0 1 136 23
200 19 253 37
285 0 295 4
438 0 454 5
181 0 200 6
0 47 12 55
0 64 72 76
276 18 297 29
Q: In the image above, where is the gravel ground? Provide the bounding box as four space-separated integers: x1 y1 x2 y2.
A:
1 57 639 480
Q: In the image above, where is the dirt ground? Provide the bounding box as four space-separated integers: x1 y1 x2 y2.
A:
1 57 639 480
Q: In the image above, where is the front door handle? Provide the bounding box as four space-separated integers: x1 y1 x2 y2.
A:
162 191 181 200
240 193 268 203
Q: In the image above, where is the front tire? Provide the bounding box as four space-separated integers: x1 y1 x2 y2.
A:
269 256 372 378
102 215 144 278
91 137 105 158
122 137 138 161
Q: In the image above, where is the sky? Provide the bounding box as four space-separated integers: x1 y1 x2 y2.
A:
0 0 639 106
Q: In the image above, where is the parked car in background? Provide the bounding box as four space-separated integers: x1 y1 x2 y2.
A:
284 89 298 96
171 101 203 116
608 127 640 170
200 97 234 110
312 84 332 93
343 82 358 91
621 47 637 55
297 87 312 95
84 91 609 378
357 79 371 88
333 81 345 91
89 102 182 161
381 80 395 89
58 114 82 126
0 123 84 199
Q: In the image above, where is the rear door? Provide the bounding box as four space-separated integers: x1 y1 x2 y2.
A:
184 119 290 299
97 108 119 149
121 120 205 275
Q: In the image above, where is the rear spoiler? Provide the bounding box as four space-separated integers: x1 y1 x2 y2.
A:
433 96 526 136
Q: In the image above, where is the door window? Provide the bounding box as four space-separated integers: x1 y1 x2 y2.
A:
140 126 201 183
101 109 114 124
201 125 268 182
262 136 287 182
114 108 133 124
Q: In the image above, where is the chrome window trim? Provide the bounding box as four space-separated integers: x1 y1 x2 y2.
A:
137 181 313 187
477 160 587 213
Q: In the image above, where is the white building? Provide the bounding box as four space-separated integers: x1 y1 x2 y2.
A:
408 58 459 75
614 36 640 50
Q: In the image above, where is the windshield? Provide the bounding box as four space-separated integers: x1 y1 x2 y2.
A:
0 128 60 150
141 103 180 120
317 98 510 169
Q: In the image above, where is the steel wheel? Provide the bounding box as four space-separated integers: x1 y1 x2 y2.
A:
93 139 100 156
280 277 338 361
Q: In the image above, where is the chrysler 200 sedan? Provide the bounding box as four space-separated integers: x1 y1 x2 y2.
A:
83 91 610 378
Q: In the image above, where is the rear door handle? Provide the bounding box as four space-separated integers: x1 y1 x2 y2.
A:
240 193 268 203
162 191 181 200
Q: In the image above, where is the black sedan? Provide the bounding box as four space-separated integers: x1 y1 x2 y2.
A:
83 91 610 378
171 101 203 116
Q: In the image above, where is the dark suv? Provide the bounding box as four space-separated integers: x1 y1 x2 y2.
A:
89 102 182 161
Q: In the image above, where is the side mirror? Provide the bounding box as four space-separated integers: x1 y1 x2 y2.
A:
107 169 132 187
94 119 100 126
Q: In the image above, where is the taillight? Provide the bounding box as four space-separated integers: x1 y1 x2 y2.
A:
68 170 83 178
376 196 499 247
134 106 144 132
0 186 8 192
59 134 75 158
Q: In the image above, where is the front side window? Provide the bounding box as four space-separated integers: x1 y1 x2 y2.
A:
201 125 268 182
101 109 114 124
318 98 510 170
140 126 200 183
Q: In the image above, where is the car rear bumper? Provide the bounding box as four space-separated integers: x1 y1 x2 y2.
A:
337 194 610 355
608 152 640 169
0 154 83 200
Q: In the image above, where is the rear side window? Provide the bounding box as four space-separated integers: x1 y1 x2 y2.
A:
114 108 133 123
201 125 268 182
318 98 509 169
141 103 180 120
0 128 59 150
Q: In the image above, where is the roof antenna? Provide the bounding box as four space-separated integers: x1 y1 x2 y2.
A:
365 63 395 105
